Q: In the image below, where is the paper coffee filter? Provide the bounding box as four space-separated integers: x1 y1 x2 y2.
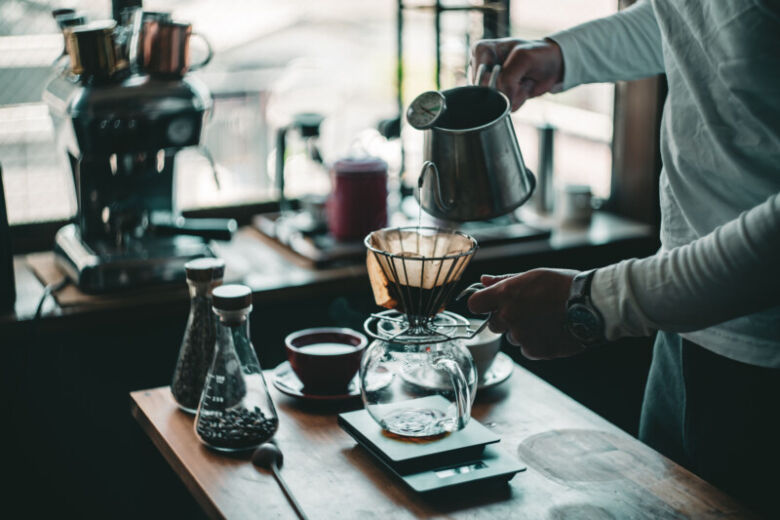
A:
365 227 477 315
369 229 473 259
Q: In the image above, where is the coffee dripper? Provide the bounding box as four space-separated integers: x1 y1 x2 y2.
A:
360 226 490 437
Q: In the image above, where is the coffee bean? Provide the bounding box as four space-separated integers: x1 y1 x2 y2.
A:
172 291 217 411
196 407 278 450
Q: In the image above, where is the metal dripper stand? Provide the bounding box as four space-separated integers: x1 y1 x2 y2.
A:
363 226 490 344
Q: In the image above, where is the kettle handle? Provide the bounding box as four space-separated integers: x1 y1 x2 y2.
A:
474 63 501 89
455 282 493 339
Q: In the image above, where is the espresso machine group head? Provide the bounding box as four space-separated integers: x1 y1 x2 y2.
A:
44 8 234 293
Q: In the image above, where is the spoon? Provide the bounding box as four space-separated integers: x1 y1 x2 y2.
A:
252 443 309 520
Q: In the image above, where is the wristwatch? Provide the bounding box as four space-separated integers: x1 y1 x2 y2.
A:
566 269 605 346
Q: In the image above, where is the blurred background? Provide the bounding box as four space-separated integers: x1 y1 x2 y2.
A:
1 0 616 225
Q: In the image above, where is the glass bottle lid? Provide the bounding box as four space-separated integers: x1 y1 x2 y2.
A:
406 91 446 129
212 284 252 311
185 257 225 282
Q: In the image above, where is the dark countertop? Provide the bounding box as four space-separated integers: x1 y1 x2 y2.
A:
2 211 656 333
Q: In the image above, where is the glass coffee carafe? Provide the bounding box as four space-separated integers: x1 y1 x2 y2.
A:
361 227 488 437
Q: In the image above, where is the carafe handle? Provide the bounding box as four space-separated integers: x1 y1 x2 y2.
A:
431 354 471 430
455 282 492 339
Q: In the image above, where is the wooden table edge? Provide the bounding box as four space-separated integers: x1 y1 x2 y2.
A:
130 391 225 520
130 366 759 520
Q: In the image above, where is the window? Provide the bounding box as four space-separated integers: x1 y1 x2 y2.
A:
1 0 399 224
509 0 618 199
1 0 620 227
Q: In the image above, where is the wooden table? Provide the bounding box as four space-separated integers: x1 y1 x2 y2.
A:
130 365 755 520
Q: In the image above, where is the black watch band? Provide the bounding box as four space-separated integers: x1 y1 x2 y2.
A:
566 269 605 346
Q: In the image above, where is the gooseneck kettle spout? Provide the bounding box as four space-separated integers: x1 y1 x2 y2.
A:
417 161 455 214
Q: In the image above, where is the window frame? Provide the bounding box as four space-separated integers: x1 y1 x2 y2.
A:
606 0 666 226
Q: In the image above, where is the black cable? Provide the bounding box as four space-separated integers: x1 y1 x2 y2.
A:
33 277 70 321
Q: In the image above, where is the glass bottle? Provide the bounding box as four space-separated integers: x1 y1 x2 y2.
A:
171 258 225 413
195 284 279 452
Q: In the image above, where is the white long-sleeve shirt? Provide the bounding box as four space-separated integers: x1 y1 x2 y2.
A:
548 0 780 367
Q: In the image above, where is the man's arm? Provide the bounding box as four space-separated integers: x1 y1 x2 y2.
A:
470 1 665 110
548 0 665 90
592 192 780 339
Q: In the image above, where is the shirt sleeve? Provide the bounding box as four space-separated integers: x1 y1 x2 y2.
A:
591 192 780 340
547 0 665 91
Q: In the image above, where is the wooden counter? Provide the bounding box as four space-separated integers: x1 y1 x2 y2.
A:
130 363 754 520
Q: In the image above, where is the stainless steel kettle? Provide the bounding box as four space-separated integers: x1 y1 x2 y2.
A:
411 65 536 222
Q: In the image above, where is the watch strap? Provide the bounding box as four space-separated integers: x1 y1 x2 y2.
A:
566 269 605 346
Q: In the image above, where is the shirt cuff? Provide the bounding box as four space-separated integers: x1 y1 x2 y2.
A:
590 265 623 341
546 28 588 91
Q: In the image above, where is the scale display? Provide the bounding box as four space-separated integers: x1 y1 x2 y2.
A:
435 460 487 478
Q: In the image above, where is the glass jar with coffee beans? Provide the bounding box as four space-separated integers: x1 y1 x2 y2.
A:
171 258 226 413
195 284 279 452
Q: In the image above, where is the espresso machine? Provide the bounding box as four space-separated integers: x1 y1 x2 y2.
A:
44 5 234 293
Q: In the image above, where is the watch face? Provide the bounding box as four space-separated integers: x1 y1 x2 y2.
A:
567 303 602 343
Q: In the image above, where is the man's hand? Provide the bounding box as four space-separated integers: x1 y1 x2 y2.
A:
467 269 585 360
471 38 564 111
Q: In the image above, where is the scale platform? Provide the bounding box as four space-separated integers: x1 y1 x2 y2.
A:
338 405 525 493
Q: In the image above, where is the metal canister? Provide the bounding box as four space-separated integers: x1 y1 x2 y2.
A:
65 20 122 80
52 11 87 66
128 11 171 71
141 19 212 77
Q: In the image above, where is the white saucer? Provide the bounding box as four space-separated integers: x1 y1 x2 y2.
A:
272 361 361 401
478 352 514 390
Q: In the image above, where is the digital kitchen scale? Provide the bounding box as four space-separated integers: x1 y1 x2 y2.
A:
338 408 526 493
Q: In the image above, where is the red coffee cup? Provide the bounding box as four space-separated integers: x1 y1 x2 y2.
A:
284 327 367 393
327 157 388 242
